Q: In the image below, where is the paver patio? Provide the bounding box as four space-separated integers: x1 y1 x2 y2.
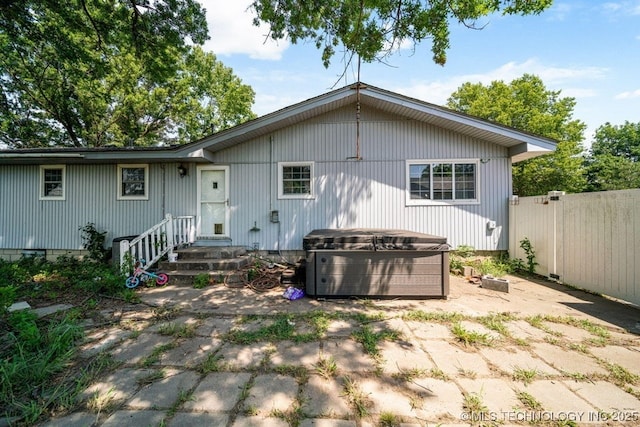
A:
36 274 640 427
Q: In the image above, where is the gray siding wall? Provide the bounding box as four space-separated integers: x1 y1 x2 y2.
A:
0 163 198 251
1 106 512 252
218 106 511 251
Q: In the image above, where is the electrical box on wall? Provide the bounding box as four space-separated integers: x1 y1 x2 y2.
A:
270 210 279 223
487 220 497 230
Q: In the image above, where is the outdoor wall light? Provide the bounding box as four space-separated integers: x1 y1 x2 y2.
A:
177 164 187 178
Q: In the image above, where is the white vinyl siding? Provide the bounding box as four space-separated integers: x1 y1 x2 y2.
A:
117 164 149 200
278 162 314 199
406 159 479 206
39 165 66 200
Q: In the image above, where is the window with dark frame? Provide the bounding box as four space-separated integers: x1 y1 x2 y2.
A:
409 161 477 202
121 167 146 196
282 164 311 196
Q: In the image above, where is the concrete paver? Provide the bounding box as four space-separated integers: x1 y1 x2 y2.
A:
101 410 166 427
377 340 435 374
321 339 376 372
480 347 561 376
422 339 492 376
406 321 452 340
530 342 608 375
166 412 228 427
540 321 596 342
81 367 155 403
159 337 222 367
301 376 352 417
214 342 269 369
110 333 174 365
243 374 299 414
457 378 521 415
183 372 252 412
232 416 289 427
589 345 640 375
523 380 596 415
269 341 321 367
126 369 199 409
407 378 465 420
566 380 640 413
35 274 640 427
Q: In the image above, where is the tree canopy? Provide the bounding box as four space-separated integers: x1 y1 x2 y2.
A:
585 121 640 191
447 74 587 196
0 0 255 148
250 0 553 67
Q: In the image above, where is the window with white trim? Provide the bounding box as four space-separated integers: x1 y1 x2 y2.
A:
278 162 314 199
407 160 479 205
117 164 149 200
39 165 66 200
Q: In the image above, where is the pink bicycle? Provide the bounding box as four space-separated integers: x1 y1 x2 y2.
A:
125 259 169 288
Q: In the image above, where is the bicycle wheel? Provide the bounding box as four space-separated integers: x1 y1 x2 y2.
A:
125 276 140 289
156 273 169 286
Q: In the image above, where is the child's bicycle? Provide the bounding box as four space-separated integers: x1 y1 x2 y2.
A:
125 259 169 288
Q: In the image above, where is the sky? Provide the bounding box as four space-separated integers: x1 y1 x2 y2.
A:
198 0 640 148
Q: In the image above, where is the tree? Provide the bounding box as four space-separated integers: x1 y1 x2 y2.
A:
250 0 553 67
447 74 587 196
1 0 256 147
585 121 640 191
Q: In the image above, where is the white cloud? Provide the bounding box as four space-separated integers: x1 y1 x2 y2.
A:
391 59 608 105
602 1 640 15
615 89 640 99
199 0 289 60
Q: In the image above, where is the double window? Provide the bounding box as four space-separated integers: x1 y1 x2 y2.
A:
117 164 149 200
407 160 478 205
278 162 314 199
39 165 66 200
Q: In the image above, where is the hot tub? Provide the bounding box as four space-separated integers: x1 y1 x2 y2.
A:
304 229 450 298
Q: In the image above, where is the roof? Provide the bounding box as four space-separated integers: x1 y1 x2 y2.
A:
0 83 556 165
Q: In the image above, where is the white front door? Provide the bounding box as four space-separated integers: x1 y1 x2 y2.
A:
197 166 229 237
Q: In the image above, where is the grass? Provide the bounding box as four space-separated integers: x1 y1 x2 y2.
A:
402 310 465 323
157 322 197 338
351 325 400 356
379 411 402 426
315 356 338 379
224 312 331 344
451 322 493 346
196 352 226 374
461 392 492 424
139 342 177 367
136 369 166 386
516 390 543 410
341 375 372 418
512 367 538 385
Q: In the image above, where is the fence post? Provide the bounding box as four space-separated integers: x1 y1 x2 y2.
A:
165 213 175 255
119 239 130 271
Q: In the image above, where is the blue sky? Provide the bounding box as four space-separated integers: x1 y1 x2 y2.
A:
200 1 640 147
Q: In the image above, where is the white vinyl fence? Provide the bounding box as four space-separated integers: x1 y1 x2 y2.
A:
509 189 640 307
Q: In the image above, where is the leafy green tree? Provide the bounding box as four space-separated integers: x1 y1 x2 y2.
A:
447 74 587 196
585 121 640 191
0 0 256 147
250 0 552 67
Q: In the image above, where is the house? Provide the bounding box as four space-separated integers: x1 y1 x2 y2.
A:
0 83 556 262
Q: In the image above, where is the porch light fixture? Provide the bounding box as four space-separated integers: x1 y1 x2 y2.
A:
177 164 187 178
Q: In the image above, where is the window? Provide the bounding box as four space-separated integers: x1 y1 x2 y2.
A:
278 162 314 199
407 160 479 205
39 165 66 200
117 164 149 200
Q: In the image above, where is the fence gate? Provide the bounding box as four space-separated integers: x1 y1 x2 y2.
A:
509 189 640 307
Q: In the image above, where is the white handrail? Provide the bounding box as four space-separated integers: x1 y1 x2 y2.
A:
119 214 195 271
